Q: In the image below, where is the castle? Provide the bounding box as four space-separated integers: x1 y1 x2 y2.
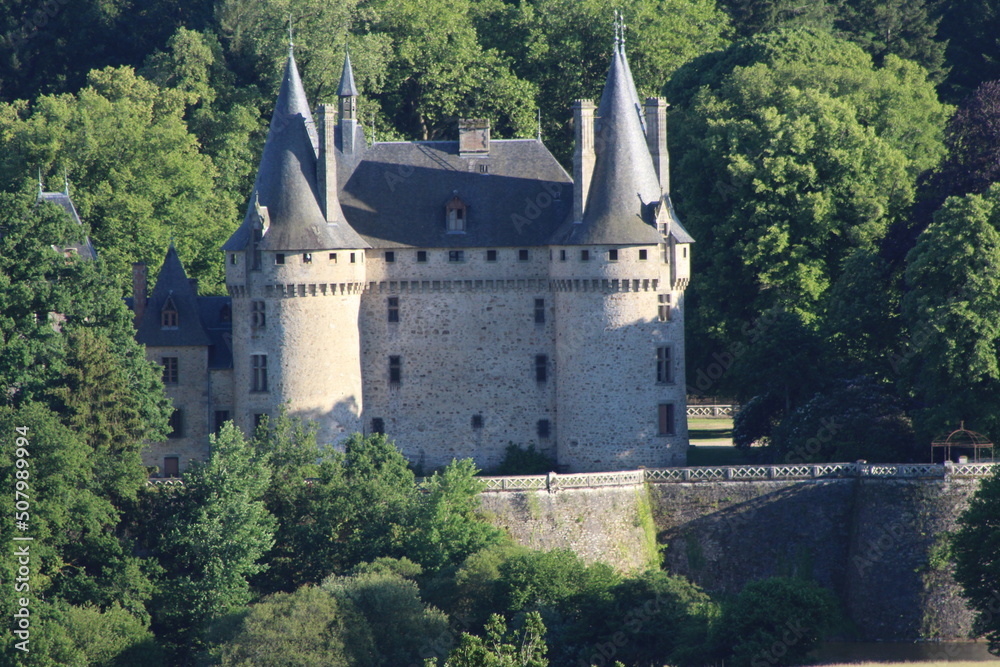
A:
132 35 693 476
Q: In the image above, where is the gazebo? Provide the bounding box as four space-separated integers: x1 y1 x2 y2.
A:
931 422 994 463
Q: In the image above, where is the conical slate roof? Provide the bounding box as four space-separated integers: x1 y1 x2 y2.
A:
337 49 358 97
554 45 663 245
135 243 211 347
223 51 367 252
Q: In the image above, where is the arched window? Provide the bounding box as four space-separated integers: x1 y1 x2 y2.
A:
445 194 467 233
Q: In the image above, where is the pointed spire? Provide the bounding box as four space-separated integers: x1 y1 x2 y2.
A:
223 50 366 252
337 45 358 98
571 39 663 245
135 243 210 346
288 12 295 56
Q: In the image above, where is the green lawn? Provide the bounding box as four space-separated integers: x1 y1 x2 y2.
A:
686 417 753 466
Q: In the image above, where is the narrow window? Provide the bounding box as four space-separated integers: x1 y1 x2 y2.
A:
161 297 178 329
385 251 396 263
214 410 230 434
303 252 312 263
251 301 266 329
230 253 237 265
534 298 545 324
656 346 672 384
388 297 399 323
472 414 484 429
163 456 179 477
581 249 591 261
537 419 551 439
449 250 464 262
535 354 548 383
683 247 688 258
478 164 489 174
560 249 567 261
168 409 184 439
658 403 675 436
251 354 268 392
658 294 671 322
389 356 402 385
161 357 179 384
417 251 428 263
608 248 619 261
372 418 385 434
519 249 530 261
486 249 498 262
350 252 356 263
639 249 648 261
329 252 338 263
275 253 285 265
251 229 262 270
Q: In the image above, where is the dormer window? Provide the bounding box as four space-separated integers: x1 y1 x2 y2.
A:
161 296 178 329
446 195 467 233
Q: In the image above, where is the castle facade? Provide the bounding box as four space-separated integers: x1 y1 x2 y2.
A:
134 38 693 475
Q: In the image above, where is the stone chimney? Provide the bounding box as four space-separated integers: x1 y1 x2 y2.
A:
132 262 147 327
572 99 596 223
644 97 669 195
458 119 490 156
316 104 339 222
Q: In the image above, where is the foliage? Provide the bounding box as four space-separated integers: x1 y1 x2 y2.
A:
837 0 948 81
442 612 548 667
495 549 620 614
494 443 557 476
218 586 349 667
709 577 838 667
938 0 1000 99
902 185 1000 439
953 469 1000 654
770 377 916 463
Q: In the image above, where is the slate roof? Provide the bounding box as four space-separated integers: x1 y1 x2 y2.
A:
134 244 211 348
337 139 574 248
38 190 97 260
337 50 358 97
553 45 664 246
223 51 368 253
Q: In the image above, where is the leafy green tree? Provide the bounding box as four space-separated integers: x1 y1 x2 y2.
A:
495 549 620 615
218 586 350 667
709 577 837 667
837 0 948 82
938 0 1000 99
667 29 951 393
953 470 1000 654
902 185 1000 439
442 612 548 667
717 0 842 38
152 423 275 658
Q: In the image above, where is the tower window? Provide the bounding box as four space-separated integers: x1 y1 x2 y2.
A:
534 298 545 324
608 248 618 261
230 253 237 265
388 297 399 323
449 250 464 262
303 252 313 263
389 356 402 385
535 354 548 383
251 229 262 270
161 297 178 329
251 354 268 393
560 249 567 261
656 346 672 384
168 409 184 439
581 249 591 261
658 403 675 436
372 418 385 434
161 357 179 384
486 249 498 262
446 195 467 232
385 251 395 263
684 247 688 258
417 251 428 263
518 249 530 261
350 252 356 263
329 252 338 263
251 301 266 329
658 294 671 322
537 419 551 439
472 414 484 429
275 253 285 265
639 249 648 260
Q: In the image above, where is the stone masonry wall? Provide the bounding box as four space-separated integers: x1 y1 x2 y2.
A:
143 345 210 473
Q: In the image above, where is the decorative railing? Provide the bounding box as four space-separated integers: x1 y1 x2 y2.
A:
146 461 999 491
687 404 739 418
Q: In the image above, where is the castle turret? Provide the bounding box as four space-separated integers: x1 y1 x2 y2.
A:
223 46 368 446
550 36 690 471
338 48 359 155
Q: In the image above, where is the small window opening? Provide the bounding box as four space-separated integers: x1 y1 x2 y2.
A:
388 297 399 323
639 249 648 261
658 294 671 322
275 253 285 265
449 250 464 262
486 249 498 262
389 356 401 384
303 252 312 263
385 251 395 263
534 298 545 324
535 354 548 382
372 418 385 434
519 249 529 261
537 419 551 438
608 248 619 261
581 249 591 261
472 414 484 429
417 251 428 263
329 252 338 262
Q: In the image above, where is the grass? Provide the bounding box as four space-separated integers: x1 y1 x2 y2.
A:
687 417 754 466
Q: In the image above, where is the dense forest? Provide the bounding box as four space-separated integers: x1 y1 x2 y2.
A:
5 0 1000 664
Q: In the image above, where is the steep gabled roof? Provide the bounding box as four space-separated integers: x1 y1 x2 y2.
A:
337 49 358 97
135 244 211 347
223 51 367 252
553 45 663 246
38 190 97 260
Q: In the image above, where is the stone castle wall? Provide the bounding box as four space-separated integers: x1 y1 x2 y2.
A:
143 345 210 472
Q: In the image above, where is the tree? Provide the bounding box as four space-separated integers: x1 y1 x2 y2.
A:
953 470 1000 654
152 423 276 658
443 612 548 667
938 0 1000 99
837 0 949 82
218 586 350 667
902 185 1000 439
717 0 841 38
667 29 951 393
